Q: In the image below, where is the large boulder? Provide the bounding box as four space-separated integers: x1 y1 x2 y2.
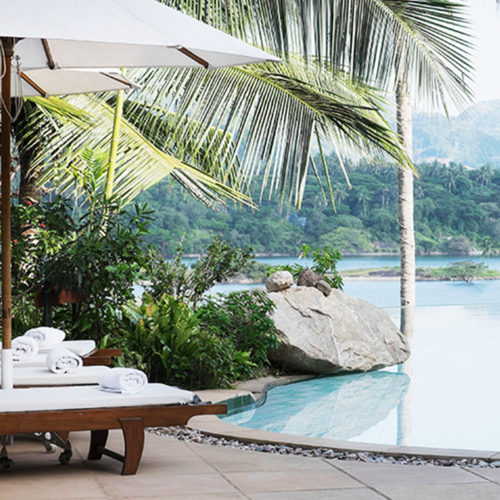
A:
268 286 409 374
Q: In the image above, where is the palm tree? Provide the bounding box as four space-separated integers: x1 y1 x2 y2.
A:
23 63 409 213
325 1 473 311
17 1 473 318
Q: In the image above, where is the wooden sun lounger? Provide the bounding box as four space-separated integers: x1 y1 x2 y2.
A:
11 365 111 387
0 384 226 475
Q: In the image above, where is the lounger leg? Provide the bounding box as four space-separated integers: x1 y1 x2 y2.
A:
88 430 109 460
119 418 144 475
57 431 70 442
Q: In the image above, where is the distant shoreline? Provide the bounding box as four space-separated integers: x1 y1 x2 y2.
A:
223 267 500 284
184 251 489 259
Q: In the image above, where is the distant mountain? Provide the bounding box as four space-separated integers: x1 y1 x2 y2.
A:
413 100 500 168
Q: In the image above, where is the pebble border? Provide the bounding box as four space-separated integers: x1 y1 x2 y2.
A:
148 426 500 469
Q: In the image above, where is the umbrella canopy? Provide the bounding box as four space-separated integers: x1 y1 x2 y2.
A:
4 0 277 70
0 0 277 389
17 69 135 97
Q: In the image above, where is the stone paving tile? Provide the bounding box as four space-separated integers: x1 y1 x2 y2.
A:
464 467 500 484
249 488 385 499
224 469 362 493
124 494 246 500
188 441 334 472
330 459 486 486
379 482 500 500
8 427 500 500
94 471 241 498
0 459 108 500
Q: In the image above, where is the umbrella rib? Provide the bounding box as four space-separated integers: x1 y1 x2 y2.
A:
20 72 46 97
41 39 56 69
177 48 209 68
101 72 133 89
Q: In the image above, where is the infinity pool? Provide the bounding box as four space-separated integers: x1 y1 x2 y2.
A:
222 299 500 451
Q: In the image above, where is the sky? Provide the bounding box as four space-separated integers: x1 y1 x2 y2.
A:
469 1 500 102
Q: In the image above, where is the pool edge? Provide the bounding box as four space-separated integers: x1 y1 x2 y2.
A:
191 375 500 463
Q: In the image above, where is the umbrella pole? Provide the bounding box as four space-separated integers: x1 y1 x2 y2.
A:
1 37 13 389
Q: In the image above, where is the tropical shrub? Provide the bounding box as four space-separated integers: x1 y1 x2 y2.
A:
197 290 279 369
116 293 255 389
11 196 152 340
267 243 344 290
147 235 253 307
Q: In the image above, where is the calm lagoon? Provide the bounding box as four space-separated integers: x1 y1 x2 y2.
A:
217 257 500 451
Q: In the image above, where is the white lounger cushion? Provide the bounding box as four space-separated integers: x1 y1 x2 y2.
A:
10 366 110 386
0 384 195 412
38 340 96 356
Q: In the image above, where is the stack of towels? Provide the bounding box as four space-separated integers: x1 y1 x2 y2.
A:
12 326 66 362
11 326 83 374
99 367 148 394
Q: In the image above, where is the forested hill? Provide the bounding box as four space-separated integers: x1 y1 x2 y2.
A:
137 161 500 257
413 100 500 167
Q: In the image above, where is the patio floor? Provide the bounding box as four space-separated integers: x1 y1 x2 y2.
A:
3 429 500 499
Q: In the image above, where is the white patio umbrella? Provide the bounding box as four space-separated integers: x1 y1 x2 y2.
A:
0 0 278 389
16 69 135 97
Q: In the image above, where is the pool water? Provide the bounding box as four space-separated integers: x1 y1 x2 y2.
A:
222 298 500 451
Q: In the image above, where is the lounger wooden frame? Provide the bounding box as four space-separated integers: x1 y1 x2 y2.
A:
0 402 226 475
82 348 122 366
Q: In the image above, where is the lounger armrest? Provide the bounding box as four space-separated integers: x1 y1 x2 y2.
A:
83 348 122 366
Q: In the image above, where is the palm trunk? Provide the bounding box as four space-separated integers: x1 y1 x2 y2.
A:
18 144 42 206
14 103 43 206
396 78 416 309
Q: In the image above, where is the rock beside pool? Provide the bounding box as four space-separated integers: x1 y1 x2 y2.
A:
265 271 294 292
267 286 409 374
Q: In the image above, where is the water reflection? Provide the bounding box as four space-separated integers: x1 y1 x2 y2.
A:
397 305 415 446
224 372 409 440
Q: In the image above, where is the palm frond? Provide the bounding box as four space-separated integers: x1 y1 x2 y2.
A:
166 0 473 113
125 60 409 209
28 95 251 207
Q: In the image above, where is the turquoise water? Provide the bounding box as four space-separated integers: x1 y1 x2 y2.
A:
212 278 500 309
184 255 500 271
221 281 500 451
257 255 500 272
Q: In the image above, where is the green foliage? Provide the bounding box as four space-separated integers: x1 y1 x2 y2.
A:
137 161 500 257
147 235 253 307
443 261 487 284
116 292 276 389
12 197 152 340
319 227 372 254
116 293 239 389
197 290 279 370
267 244 344 290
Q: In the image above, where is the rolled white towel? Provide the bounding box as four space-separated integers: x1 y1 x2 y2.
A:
12 336 39 361
46 347 83 374
24 327 65 348
99 367 148 394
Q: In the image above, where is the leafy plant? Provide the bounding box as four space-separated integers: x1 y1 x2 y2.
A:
11 195 152 340
147 235 253 308
197 290 279 370
267 244 344 290
116 293 251 389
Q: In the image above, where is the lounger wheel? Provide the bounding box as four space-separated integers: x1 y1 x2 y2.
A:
0 457 14 471
58 450 72 465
